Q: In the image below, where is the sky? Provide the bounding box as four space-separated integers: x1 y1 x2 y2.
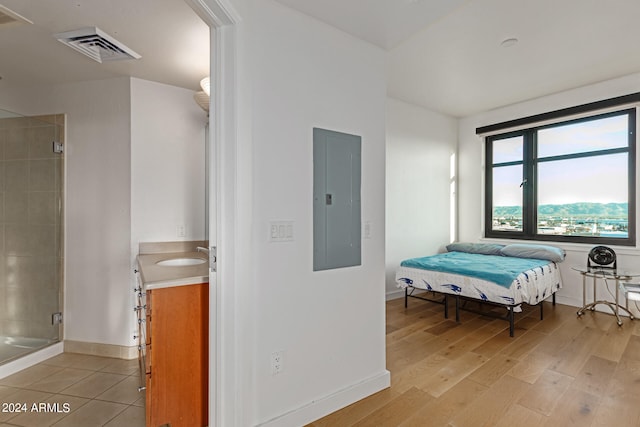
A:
493 114 630 206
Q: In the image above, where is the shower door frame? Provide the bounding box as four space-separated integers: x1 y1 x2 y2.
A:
0 112 65 376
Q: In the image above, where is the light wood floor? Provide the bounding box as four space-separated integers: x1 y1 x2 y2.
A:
309 296 640 427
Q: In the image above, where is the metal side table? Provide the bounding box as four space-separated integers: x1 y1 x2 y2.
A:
572 266 638 326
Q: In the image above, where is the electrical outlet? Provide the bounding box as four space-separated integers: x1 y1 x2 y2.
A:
271 350 284 375
177 224 186 238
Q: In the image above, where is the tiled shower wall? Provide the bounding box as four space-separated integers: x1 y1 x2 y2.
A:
0 114 64 340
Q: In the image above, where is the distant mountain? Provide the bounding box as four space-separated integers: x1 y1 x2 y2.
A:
494 202 628 218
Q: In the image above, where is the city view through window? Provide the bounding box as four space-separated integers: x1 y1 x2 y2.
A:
489 111 632 241
492 202 629 238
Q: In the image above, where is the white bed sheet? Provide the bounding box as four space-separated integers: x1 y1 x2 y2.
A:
396 261 562 307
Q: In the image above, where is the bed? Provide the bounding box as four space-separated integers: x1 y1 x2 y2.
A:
396 243 564 336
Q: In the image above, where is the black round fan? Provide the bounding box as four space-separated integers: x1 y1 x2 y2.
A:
588 246 616 270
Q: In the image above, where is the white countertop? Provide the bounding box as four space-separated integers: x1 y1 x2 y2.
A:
137 249 209 290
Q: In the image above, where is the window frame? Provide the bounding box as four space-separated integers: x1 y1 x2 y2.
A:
483 106 636 246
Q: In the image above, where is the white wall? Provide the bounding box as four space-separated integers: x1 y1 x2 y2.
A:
458 71 640 314
0 77 133 346
241 0 389 424
0 76 207 349
385 98 458 299
130 77 207 245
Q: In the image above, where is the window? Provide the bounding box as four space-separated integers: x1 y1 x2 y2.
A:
484 107 636 246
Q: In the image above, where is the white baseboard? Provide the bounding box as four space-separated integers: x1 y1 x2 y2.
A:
0 342 64 380
256 370 391 427
386 289 405 301
0 340 137 380
554 294 580 308
64 340 138 360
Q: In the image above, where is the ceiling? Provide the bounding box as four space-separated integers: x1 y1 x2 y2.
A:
277 0 640 117
273 0 471 50
2 0 640 118
0 0 209 94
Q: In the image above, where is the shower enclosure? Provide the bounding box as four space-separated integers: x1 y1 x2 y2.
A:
0 108 63 365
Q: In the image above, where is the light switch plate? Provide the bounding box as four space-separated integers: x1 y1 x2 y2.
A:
364 220 372 239
269 221 294 242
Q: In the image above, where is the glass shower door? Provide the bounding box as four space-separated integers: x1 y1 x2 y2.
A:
0 109 64 364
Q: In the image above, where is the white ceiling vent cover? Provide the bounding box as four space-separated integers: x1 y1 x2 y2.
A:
54 27 141 63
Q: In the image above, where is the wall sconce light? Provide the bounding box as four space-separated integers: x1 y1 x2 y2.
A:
194 76 210 112
194 91 209 112
200 77 210 96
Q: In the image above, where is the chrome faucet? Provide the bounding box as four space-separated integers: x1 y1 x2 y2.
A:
197 246 210 254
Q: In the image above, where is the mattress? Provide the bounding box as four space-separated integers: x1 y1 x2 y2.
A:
396 253 563 308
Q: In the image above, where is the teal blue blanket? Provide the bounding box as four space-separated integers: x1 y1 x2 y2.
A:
400 251 551 288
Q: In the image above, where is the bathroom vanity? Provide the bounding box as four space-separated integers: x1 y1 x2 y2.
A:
135 241 209 427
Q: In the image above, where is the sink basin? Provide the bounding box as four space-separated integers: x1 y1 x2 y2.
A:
156 257 206 267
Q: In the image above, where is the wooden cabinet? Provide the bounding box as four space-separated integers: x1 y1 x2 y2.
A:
144 283 209 427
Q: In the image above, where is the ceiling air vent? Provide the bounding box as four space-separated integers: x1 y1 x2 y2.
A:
54 27 141 63
0 5 33 27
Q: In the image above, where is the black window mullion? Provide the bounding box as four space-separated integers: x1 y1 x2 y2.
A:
485 132 527 238
483 103 635 246
537 146 629 163
484 138 493 236
627 110 636 246
476 93 640 135
523 130 536 237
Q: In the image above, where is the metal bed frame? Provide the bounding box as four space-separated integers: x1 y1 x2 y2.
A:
404 286 557 337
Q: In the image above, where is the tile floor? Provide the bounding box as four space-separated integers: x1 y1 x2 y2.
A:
0 353 144 427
